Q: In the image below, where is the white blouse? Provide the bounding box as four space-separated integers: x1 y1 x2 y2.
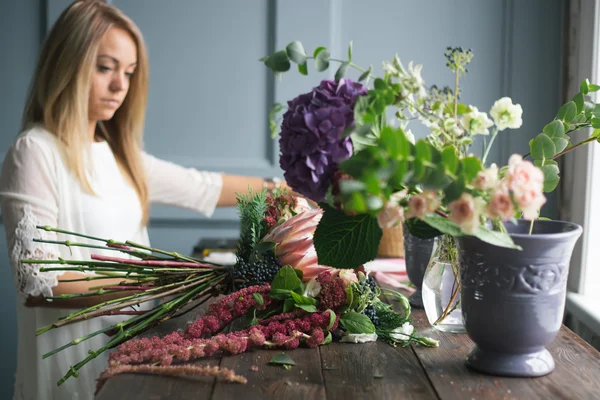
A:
0 126 223 400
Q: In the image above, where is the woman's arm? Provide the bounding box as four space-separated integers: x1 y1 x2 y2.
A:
144 152 303 213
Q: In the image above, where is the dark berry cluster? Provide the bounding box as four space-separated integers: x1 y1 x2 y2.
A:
360 276 380 326
232 254 282 289
362 304 379 327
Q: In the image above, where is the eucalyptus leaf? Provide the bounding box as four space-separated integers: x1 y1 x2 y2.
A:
313 46 326 58
572 92 585 113
264 50 291 72
315 48 330 72
298 62 308 75
543 120 565 137
589 83 600 92
581 78 590 95
285 41 307 65
538 163 560 192
335 62 349 81
530 134 556 159
347 40 353 61
556 101 577 122
358 65 373 82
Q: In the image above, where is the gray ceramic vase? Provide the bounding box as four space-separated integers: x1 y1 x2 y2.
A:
403 225 436 308
455 219 582 377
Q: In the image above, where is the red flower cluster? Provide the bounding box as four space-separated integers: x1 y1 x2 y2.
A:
264 193 298 229
184 284 272 338
108 310 339 367
316 271 347 310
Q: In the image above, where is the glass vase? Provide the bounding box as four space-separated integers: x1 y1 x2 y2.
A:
422 234 465 333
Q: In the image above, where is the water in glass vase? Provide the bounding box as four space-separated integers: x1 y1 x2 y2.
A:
422 260 466 333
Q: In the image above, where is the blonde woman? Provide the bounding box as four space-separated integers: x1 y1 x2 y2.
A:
0 1 293 399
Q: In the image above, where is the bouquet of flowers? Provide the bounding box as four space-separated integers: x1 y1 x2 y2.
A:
28 189 437 390
261 41 600 268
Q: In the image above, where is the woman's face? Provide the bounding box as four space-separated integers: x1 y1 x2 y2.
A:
89 27 137 122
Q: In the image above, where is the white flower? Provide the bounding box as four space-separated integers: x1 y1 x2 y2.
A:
405 61 427 99
340 332 378 343
443 118 464 137
390 322 414 341
404 129 416 144
461 106 494 135
303 277 322 298
382 60 399 75
490 97 523 131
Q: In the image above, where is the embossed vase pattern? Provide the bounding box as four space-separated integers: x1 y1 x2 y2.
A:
403 225 436 308
455 219 582 377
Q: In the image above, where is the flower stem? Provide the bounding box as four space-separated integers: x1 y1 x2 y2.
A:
56 276 223 386
552 135 597 160
36 274 217 335
481 128 499 166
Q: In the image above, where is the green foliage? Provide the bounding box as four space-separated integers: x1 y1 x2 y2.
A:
236 189 269 261
313 203 382 269
339 311 376 334
529 79 600 192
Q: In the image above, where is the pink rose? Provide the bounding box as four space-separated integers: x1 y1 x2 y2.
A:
487 188 515 221
448 193 481 233
377 201 404 229
472 164 499 190
406 191 439 220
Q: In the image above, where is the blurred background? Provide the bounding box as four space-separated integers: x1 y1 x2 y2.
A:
3 0 598 398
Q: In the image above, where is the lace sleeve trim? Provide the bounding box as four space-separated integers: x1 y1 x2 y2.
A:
10 204 62 298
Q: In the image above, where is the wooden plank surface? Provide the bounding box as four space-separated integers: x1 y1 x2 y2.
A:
95 283 600 400
404 306 600 400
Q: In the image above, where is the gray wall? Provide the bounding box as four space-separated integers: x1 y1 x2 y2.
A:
0 0 564 397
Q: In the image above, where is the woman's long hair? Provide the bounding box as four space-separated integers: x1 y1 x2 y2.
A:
22 0 150 224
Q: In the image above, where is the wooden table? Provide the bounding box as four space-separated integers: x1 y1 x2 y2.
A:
96 287 600 400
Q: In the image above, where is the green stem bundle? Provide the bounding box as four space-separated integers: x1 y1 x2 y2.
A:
26 226 230 385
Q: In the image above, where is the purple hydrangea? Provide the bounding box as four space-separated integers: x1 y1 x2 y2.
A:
279 79 368 202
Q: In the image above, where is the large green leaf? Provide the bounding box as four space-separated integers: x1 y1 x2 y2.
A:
313 204 382 269
459 156 482 182
270 265 302 292
423 215 463 237
404 217 442 239
472 226 522 250
339 311 376 334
